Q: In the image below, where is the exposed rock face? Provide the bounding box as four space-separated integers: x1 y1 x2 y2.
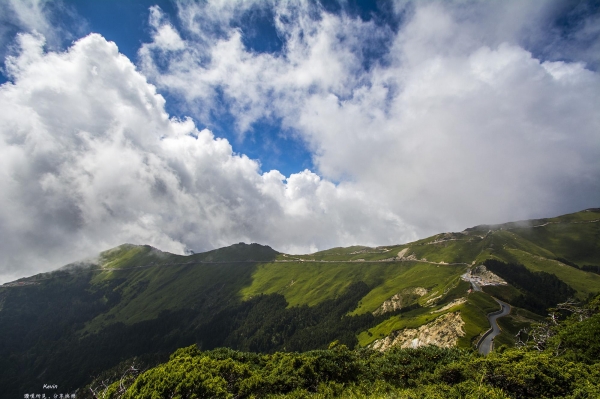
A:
371 312 465 351
397 248 409 258
425 294 443 306
373 287 428 316
373 294 405 316
471 265 507 285
396 247 418 261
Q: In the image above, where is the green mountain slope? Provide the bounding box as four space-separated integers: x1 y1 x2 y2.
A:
0 208 599 397
85 293 600 399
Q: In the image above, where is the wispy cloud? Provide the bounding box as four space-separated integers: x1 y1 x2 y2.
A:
0 0 80 57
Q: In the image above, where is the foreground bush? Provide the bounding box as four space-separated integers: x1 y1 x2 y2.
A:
93 295 600 398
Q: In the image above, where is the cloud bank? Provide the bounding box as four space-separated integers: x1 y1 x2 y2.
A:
139 1 600 236
0 32 410 282
0 0 599 282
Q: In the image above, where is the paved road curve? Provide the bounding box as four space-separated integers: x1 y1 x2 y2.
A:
478 298 511 355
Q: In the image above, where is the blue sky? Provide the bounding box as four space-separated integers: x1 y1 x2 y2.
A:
0 0 599 282
1 1 598 176
52 0 413 178
58 0 396 178
39 0 314 176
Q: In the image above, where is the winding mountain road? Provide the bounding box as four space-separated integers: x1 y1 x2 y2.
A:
478 298 511 355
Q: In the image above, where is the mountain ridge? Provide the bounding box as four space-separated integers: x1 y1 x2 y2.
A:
1 208 599 397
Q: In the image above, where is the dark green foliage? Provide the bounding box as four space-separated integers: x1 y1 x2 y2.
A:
555 257 600 276
95 294 600 399
108 345 471 399
580 264 600 275
555 313 600 364
101 344 600 399
0 279 389 397
555 257 580 269
483 259 576 313
0 270 123 395
434 362 467 385
472 351 585 398
198 282 384 352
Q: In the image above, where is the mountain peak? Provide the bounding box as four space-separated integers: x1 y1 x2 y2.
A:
193 242 279 262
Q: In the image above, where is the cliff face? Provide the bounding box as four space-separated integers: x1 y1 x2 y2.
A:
371 312 465 351
372 287 428 316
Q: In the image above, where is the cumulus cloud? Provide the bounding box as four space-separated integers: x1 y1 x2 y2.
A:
0 32 413 283
138 1 377 133
1 0 599 283
139 0 600 234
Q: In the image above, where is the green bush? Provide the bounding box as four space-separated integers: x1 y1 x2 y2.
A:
102 294 600 399
553 313 600 364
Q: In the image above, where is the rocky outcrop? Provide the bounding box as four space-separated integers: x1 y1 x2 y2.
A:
470 265 507 285
371 312 465 351
431 297 467 313
397 247 419 261
397 248 409 258
425 293 443 306
373 287 428 316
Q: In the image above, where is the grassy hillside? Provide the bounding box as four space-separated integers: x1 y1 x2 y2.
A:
83 243 278 329
466 208 600 267
241 261 465 311
75 208 600 330
357 288 498 348
1 208 599 397
85 293 600 399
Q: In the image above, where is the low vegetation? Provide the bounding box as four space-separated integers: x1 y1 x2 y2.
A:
88 294 600 398
1 208 598 397
483 259 575 314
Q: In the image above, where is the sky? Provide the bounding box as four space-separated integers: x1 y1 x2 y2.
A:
0 0 599 283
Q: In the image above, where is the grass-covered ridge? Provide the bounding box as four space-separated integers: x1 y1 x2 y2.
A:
241 261 465 312
1 208 599 397
46 208 600 331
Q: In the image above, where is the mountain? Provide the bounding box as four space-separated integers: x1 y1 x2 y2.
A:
82 294 600 399
1 209 599 397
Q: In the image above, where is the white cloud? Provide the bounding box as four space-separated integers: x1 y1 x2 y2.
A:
0 32 413 283
1 0 599 283
0 0 76 55
139 0 600 234
2 0 54 37
147 6 185 52
138 2 373 134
